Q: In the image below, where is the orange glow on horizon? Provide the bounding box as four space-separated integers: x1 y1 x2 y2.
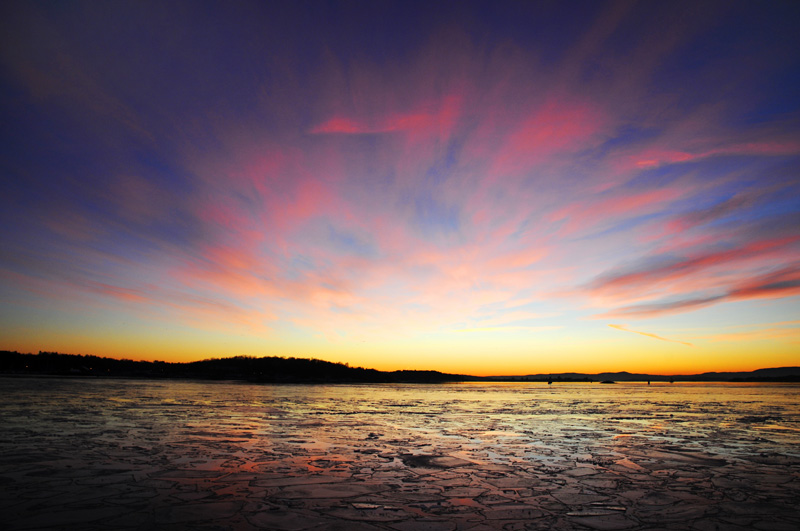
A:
4 324 797 377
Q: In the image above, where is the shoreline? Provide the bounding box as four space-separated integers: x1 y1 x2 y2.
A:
2 372 800 385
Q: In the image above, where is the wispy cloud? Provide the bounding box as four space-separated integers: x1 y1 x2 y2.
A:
599 265 800 319
702 321 800 343
609 324 693 346
454 326 562 334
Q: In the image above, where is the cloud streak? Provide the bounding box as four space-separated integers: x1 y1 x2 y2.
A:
600 265 800 319
608 324 693 347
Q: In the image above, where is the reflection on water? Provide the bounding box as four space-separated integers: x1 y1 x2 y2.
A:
1 378 798 529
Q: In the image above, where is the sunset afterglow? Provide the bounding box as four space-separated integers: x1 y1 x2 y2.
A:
1 1 798 375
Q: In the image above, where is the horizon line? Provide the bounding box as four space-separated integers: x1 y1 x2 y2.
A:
2 349 797 379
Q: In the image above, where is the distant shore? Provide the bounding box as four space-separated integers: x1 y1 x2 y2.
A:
2 350 799 383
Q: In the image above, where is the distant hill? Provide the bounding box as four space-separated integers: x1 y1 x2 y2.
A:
1 350 798 383
486 367 800 382
0 351 467 383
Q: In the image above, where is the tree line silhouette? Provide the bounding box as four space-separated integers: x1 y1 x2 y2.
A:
0 350 469 383
2 351 798 383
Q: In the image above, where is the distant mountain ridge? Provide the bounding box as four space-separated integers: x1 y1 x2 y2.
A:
488 367 800 382
1 350 798 382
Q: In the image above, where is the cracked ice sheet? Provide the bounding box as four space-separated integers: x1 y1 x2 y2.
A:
1 378 799 530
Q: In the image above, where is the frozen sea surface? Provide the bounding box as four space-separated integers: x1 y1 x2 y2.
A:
1 378 799 530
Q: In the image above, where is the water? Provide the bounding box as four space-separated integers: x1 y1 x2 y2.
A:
2 378 799 529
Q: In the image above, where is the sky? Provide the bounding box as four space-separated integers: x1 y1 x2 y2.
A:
1 0 799 375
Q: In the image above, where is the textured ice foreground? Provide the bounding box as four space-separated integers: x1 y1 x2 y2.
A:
1 378 799 530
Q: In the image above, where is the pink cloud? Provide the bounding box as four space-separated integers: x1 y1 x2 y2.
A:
591 236 800 298
636 191 764 245
633 150 695 169
487 246 548 271
548 187 685 237
310 95 461 137
272 178 331 230
507 103 606 155
728 265 800 301
310 117 369 134
614 135 800 173
598 264 800 319
635 141 800 168
479 99 610 182
83 281 150 304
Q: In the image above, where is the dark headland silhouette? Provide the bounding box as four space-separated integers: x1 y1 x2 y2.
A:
1 350 799 383
0 351 463 383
